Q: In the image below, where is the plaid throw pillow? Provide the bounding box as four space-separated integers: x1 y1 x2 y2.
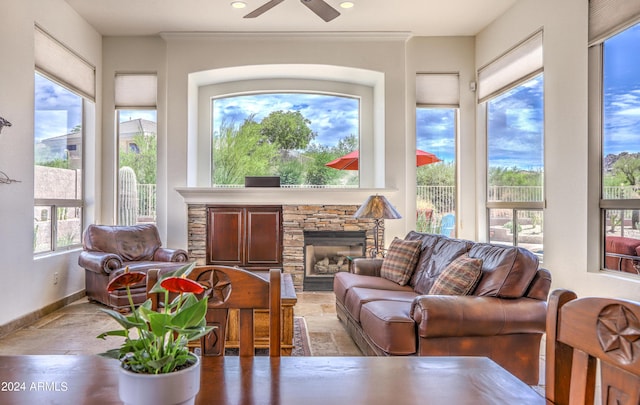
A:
380 238 422 285
429 253 483 295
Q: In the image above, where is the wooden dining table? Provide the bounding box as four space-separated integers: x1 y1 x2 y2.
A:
0 355 545 404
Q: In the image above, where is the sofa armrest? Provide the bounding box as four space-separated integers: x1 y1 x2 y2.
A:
410 295 547 338
153 248 189 263
351 258 384 277
78 251 123 275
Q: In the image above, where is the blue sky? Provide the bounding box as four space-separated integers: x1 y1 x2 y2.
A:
213 93 359 148
34 73 82 142
416 108 456 163
487 75 544 170
34 22 639 167
603 22 640 156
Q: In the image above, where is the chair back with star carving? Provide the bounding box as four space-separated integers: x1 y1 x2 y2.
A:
545 289 640 405
147 265 281 357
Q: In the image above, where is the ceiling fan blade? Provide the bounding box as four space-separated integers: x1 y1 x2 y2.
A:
244 0 286 18
300 0 340 22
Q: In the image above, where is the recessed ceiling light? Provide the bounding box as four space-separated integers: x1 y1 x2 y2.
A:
231 1 247 9
340 1 355 9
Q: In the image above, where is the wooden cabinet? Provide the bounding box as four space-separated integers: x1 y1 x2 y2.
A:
207 206 282 270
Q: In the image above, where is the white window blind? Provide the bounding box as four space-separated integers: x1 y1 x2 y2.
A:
115 74 158 108
477 31 543 103
34 26 95 101
589 0 640 44
416 73 459 107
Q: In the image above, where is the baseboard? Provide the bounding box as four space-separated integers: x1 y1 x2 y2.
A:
0 290 86 338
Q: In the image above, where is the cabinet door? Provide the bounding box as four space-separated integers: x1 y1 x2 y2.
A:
246 207 282 266
207 207 244 265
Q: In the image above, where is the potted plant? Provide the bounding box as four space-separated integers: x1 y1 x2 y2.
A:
97 262 214 405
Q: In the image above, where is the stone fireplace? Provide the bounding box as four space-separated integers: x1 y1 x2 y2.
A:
303 230 366 291
187 204 378 290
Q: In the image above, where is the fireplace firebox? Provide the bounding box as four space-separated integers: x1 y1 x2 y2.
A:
303 230 366 291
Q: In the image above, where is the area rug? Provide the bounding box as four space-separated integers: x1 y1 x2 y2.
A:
292 316 312 356
202 316 311 356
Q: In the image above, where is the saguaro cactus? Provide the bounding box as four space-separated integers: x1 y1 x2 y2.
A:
118 166 138 225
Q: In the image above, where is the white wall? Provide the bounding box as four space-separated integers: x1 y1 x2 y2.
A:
102 37 167 235
0 0 101 326
4 0 636 329
476 0 640 299
99 32 477 257
406 36 477 241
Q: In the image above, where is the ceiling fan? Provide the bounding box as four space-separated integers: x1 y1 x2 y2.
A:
244 0 341 22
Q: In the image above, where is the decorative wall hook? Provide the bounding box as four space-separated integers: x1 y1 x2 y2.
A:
0 170 20 184
0 116 12 134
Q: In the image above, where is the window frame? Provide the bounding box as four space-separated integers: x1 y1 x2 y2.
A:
210 91 361 188
115 108 158 225
591 18 640 273
33 71 87 254
483 73 545 250
415 105 459 236
197 78 375 188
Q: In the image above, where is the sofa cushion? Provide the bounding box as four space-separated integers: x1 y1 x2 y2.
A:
360 300 417 355
380 237 422 285
429 253 482 295
333 272 412 305
412 237 473 295
405 232 443 288
605 236 640 273
470 243 539 298
345 287 417 322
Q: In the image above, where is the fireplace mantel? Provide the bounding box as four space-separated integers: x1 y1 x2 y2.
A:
175 187 397 205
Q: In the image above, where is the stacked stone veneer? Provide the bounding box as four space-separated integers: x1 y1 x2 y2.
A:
186 204 378 291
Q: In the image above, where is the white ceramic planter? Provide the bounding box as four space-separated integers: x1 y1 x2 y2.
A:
118 354 201 405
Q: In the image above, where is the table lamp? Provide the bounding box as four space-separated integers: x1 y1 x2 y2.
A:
354 195 402 257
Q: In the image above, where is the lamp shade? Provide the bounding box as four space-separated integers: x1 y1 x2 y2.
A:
354 195 402 220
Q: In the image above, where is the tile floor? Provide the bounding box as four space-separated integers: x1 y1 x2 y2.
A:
0 290 545 395
0 291 360 357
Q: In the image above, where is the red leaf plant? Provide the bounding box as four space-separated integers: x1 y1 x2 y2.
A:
97 263 214 374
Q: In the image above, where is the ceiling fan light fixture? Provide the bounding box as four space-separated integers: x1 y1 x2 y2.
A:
340 1 354 8
231 1 247 9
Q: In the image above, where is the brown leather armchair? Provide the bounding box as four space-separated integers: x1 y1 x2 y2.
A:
78 224 190 310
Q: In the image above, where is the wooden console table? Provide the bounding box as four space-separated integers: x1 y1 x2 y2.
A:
224 271 297 355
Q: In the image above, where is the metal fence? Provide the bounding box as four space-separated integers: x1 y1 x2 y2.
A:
138 184 637 224
137 184 156 222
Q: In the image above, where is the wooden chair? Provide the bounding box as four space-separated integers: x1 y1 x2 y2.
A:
546 289 640 405
146 265 281 357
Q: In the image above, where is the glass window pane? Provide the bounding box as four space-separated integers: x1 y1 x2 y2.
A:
604 209 640 274
34 72 84 253
34 206 52 253
489 209 514 245
34 73 83 198
56 207 82 248
487 74 544 203
602 22 640 200
212 93 359 188
516 210 544 258
416 108 456 235
117 110 157 225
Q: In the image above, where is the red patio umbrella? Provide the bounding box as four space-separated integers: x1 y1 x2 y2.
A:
325 149 441 170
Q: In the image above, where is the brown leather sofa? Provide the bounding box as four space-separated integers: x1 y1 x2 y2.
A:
334 231 551 385
604 235 640 274
78 224 190 310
